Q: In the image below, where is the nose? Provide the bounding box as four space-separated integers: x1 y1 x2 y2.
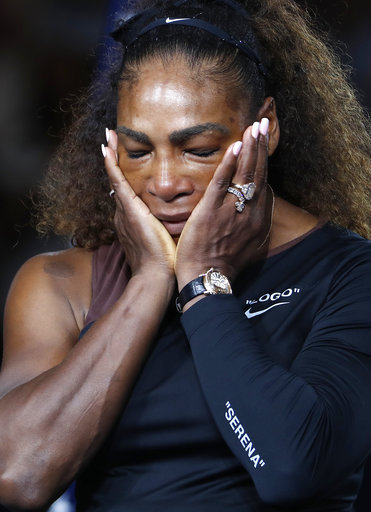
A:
148 156 193 202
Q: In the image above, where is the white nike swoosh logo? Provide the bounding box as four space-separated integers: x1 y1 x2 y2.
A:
165 17 190 23
245 302 290 319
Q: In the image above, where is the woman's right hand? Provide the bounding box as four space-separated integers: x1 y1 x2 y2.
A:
0 132 179 508
103 129 176 279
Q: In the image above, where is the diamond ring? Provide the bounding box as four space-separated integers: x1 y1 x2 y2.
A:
234 182 256 201
227 186 246 212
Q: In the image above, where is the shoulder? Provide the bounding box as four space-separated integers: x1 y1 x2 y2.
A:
11 247 93 329
290 223 371 296
0 247 94 396
24 245 93 273
316 224 370 269
285 222 370 264
308 225 371 324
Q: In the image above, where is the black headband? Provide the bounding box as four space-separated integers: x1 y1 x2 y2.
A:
111 1 268 78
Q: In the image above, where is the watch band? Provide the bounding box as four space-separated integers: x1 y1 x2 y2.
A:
175 268 232 313
175 275 206 313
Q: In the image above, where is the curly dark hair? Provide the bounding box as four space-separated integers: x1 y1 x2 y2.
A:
35 0 371 248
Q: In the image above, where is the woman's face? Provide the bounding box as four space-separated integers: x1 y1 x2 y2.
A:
116 58 249 239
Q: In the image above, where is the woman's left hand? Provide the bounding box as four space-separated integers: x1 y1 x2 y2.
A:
175 119 273 290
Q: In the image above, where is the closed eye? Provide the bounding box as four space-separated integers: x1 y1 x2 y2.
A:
126 150 150 159
187 148 219 158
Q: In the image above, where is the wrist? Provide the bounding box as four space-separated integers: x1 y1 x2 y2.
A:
131 269 176 301
176 268 232 313
176 267 209 292
182 294 206 313
133 263 174 280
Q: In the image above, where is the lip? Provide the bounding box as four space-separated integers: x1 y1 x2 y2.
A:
156 212 191 222
161 220 187 235
156 212 191 235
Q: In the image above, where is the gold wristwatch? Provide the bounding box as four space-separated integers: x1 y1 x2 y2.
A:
176 268 232 313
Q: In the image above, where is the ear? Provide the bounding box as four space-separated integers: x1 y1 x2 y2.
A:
256 97 280 156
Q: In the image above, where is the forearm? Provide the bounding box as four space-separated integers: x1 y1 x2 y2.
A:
182 294 371 505
0 273 174 509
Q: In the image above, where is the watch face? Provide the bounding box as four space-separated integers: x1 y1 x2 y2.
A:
203 269 232 294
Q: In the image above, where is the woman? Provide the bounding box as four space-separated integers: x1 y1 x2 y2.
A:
0 0 370 510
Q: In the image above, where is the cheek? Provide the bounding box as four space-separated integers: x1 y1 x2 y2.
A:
117 157 146 196
188 153 225 193
194 168 215 193
122 173 145 195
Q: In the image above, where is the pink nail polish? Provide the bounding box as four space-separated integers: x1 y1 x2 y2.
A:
233 141 242 156
252 122 260 139
101 144 107 158
105 128 110 143
260 118 269 136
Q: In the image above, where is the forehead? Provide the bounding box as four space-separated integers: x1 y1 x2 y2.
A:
117 58 248 130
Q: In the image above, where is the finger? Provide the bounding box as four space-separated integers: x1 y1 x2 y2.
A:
102 137 118 196
232 123 258 187
102 144 154 221
106 128 118 155
254 118 269 189
202 142 241 207
102 144 135 210
102 145 132 197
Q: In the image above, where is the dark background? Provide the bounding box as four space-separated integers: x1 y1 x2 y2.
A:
0 0 370 509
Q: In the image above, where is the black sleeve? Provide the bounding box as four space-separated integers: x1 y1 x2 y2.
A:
180 252 371 505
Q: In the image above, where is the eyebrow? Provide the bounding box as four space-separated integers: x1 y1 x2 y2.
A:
116 122 231 146
169 123 231 145
116 126 151 145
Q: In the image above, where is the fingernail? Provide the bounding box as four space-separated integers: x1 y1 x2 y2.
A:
101 144 107 158
232 141 242 156
252 122 260 140
260 118 269 136
105 128 110 143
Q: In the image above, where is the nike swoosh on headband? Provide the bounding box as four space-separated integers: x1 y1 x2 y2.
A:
165 17 191 23
245 302 290 319
112 11 268 78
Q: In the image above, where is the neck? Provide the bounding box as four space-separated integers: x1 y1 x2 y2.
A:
269 196 319 251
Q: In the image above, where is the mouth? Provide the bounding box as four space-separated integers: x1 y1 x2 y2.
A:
161 219 188 236
156 213 191 236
